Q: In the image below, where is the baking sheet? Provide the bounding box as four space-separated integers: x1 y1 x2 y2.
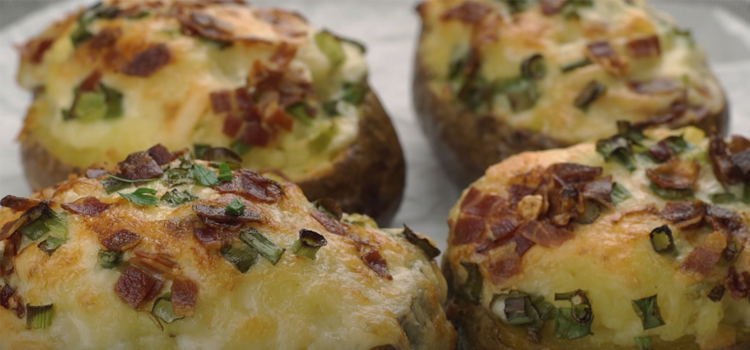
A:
2 0 750 254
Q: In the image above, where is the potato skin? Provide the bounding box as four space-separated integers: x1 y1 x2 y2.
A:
20 90 405 225
412 36 730 188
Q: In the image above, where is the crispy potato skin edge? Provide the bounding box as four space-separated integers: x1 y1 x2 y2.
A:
20 90 405 225
412 33 729 188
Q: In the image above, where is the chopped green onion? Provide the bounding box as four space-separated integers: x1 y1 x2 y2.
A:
98 250 123 269
709 192 737 204
649 182 693 200
596 136 635 171
230 140 252 156
448 50 470 81
160 189 197 207
611 183 632 204
575 80 607 111
192 164 219 187
632 295 665 330
310 124 338 153
532 295 557 321
286 103 314 127
291 229 327 260
218 163 233 182
220 243 259 273
649 225 674 253
521 54 546 80
106 174 156 184
163 168 193 187
342 82 369 105
322 100 339 116
707 282 725 302
574 200 600 224
402 225 441 260
38 236 67 254
225 199 246 216
503 295 534 325
313 198 343 220
45 211 68 238
616 120 646 143
66 83 124 122
723 239 743 263
18 219 49 241
101 176 132 194
193 144 210 159
635 336 654 350
496 78 538 112
26 304 53 329
554 307 593 339
744 182 750 204
152 294 184 324
561 58 592 72
239 228 284 265
664 135 689 154
458 261 483 304
315 30 346 68
119 188 159 207
500 0 530 13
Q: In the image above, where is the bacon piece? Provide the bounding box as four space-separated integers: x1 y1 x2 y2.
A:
461 187 482 212
0 202 51 242
101 229 142 251
628 78 681 95
225 169 283 203
179 12 235 43
362 250 392 280
0 284 15 309
311 210 347 236
118 151 164 180
510 234 535 256
210 90 233 114
541 0 569 15
626 35 661 57
586 41 628 76
62 197 112 216
729 150 750 179
9 293 25 319
727 135 750 153
222 116 243 138
581 176 614 209
709 134 739 186
0 196 41 212
193 203 262 228
517 221 574 247
30 39 54 64
706 206 746 236
648 140 673 162
660 201 706 229
681 247 720 277
89 28 121 50
235 88 255 112
546 163 602 185
547 185 582 226
452 215 486 245
462 192 503 217
489 216 520 241
441 1 492 24
726 267 750 300
192 226 232 247
86 168 109 179
171 278 199 317
115 264 164 308
265 109 294 131
646 158 700 189
241 120 270 147
489 253 521 285
79 71 103 92
121 43 171 77
147 144 176 166
0 233 21 276
509 184 538 206
270 42 297 68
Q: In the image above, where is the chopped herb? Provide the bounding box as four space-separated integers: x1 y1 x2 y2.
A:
18 219 49 241
496 78 538 112
239 228 284 265
521 54 546 80
342 82 369 105
101 176 131 194
218 163 233 182
192 164 219 187
649 225 674 253
709 192 737 204
611 183 632 204
286 103 314 127
596 136 635 171
98 250 124 269
561 58 592 72
457 261 483 304
649 182 693 200
106 174 156 184
402 225 440 260
163 168 193 187
220 243 259 273
193 144 210 159
160 189 197 207
315 30 346 68
632 295 665 330
152 294 183 324
225 199 246 216
635 336 654 350
38 236 67 254
119 188 159 206
230 140 252 156
291 229 327 260
707 282 725 302
26 304 53 329
575 80 607 111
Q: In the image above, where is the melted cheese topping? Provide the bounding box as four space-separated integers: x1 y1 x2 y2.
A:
447 127 750 349
417 0 725 145
17 0 368 181
0 162 454 349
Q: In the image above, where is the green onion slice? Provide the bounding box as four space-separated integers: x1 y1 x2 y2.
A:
225 199 246 216
611 183 632 204
575 80 607 111
26 304 53 329
342 82 369 105
218 163 233 182
632 295 665 330
554 307 593 339
119 188 159 207
101 176 132 194
561 58 592 72
574 200 600 225
160 189 197 207
18 218 49 241
709 192 737 204
98 250 124 269
723 239 743 263
596 136 635 171
152 294 184 324
286 103 314 127
707 281 725 302
313 198 343 221
402 225 441 260
496 78 538 113
230 140 252 156
743 182 750 204
38 236 67 254
649 182 693 200
649 225 674 253
664 135 689 154
193 144 210 159
315 30 346 68
239 228 284 265
635 336 654 350
521 54 546 80
291 229 327 260
458 261 483 304
220 243 259 273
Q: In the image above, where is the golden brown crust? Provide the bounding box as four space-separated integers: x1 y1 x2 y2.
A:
20 136 80 191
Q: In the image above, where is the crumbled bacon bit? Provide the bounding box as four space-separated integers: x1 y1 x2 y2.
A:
179 11 235 43
193 226 232 247
646 158 700 189
62 197 112 216
0 196 41 212
441 1 493 24
728 135 750 154
210 90 233 114
489 253 521 285
311 209 347 236
241 120 270 147
147 144 176 166
706 206 747 236
586 41 628 76
121 43 171 77
628 78 681 95
222 116 243 138
581 176 614 209
171 278 199 317
115 264 164 308
215 169 283 203
193 202 262 228
452 215 486 245
648 139 673 162
709 134 739 185
660 200 706 229
726 267 750 300
626 35 661 57
118 151 164 180
30 39 54 64
265 109 294 131
235 88 254 111
546 163 602 185
361 250 392 280
0 233 21 276
79 71 103 92
517 221 574 247
541 0 569 15
11 294 25 319
547 185 582 226
463 194 503 217
489 216 520 241
270 42 297 68
0 284 15 309
101 229 142 251
86 168 109 179
89 28 121 50
681 247 721 277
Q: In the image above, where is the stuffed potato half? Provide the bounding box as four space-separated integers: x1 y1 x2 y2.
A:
444 124 750 350
0 145 455 349
414 0 728 186
18 0 405 223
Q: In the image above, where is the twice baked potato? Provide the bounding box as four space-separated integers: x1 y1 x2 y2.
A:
17 0 405 223
444 124 750 349
0 145 455 349
414 0 728 186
